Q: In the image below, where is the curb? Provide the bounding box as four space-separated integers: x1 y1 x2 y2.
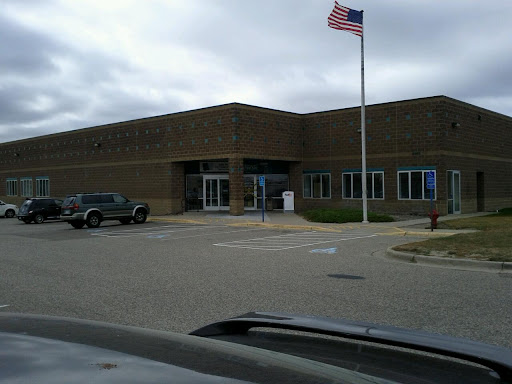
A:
377 228 458 237
386 247 512 273
148 217 208 225
226 222 343 232
147 216 344 232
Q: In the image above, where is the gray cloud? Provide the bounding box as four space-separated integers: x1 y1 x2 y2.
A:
1 0 511 143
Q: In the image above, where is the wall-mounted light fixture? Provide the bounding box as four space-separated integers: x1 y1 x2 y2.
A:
451 122 460 128
94 142 101 147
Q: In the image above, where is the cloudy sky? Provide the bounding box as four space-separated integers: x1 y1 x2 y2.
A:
1 0 511 143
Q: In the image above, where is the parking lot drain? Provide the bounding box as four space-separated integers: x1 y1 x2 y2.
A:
328 274 365 280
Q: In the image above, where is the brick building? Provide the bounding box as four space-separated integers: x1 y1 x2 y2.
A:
1 95 511 216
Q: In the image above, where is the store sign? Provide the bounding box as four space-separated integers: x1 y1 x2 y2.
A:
200 162 229 173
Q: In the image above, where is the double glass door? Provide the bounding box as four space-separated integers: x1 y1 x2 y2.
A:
204 176 229 210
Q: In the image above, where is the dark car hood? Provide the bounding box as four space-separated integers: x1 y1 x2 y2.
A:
0 313 392 384
1 332 248 384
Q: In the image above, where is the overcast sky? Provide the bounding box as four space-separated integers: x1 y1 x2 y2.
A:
1 0 511 143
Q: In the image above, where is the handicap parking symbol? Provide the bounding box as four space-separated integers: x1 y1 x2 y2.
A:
147 234 168 239
310 247 337 254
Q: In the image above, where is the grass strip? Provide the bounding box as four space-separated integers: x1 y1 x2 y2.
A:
394 210 512 262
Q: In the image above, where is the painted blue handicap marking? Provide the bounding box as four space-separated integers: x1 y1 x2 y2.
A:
310 247 337 254
147 234 167 239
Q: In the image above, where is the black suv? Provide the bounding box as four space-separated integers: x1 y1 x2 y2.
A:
60 192 150 229
17 198 63 224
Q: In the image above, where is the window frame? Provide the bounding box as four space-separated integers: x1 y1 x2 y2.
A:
342 171 385 200
6 178 18 196
397 169 436 200
35 177 50 197
303 172 331 199
20 177 33 197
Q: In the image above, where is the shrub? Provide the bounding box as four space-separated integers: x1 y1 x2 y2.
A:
301 208 394 223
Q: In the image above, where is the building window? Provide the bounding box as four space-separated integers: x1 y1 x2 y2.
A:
303 172 330 198
36 177 50 197
397 169 436 200
20 178 33 197
6 178 17 196
343 171 384 199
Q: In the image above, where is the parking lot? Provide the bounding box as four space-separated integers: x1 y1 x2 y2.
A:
1 217 511 349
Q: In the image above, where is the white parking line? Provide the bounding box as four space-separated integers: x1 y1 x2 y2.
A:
214 231 378 251
163 228 267 241
0 305 9 309
90 225 225 238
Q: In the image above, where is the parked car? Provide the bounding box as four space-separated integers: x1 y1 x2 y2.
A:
0 199 18 218
17 198 63 224
0 311 510 383
60 192 150 229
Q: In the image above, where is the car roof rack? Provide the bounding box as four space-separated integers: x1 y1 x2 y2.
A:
190 311 512 381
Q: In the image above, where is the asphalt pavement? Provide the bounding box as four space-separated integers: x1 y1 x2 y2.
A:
150 211 511 273
0 213 510 351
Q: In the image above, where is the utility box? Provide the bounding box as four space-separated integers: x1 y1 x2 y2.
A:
282 191 294 213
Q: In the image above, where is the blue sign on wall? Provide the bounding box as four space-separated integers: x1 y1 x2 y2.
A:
259 176 265 186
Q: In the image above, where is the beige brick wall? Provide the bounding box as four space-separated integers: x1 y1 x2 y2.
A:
1 97 511 215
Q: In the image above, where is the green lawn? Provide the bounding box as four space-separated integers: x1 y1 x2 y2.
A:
394 209 512 262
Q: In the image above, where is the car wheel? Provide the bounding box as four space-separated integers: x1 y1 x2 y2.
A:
34 214 44 224
86 213 101 228
133 209 147 224
70 221 85 229
5 209 15 218
119 218 132 224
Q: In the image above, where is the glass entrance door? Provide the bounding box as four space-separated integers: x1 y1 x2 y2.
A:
203 176 229 210
244 176 257 209
447 171 461 214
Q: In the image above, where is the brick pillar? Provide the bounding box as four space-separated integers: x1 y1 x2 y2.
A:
229 157 244 216
289 161 304 211
169 162 185 214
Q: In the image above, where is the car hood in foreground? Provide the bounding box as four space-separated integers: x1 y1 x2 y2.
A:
0 313 392 384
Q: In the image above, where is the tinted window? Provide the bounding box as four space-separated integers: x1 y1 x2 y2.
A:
82 195 103 204
112 194 127 203
62 197 75 206
21 200 33 208
101 194 115 203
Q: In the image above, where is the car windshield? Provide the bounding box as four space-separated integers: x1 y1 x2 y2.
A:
0 3 511 384
20 200 33 208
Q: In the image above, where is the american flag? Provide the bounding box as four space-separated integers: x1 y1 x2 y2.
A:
327 2 363 37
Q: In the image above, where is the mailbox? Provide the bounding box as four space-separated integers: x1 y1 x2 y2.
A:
282 191 294 213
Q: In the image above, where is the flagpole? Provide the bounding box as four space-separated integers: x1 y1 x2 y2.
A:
360 10 369 223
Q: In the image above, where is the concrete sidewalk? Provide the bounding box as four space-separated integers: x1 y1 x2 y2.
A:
149 211 490 236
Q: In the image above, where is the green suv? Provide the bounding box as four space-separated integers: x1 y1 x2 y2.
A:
61 193 150 229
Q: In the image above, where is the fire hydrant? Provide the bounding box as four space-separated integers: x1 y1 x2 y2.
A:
428 209 439 229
